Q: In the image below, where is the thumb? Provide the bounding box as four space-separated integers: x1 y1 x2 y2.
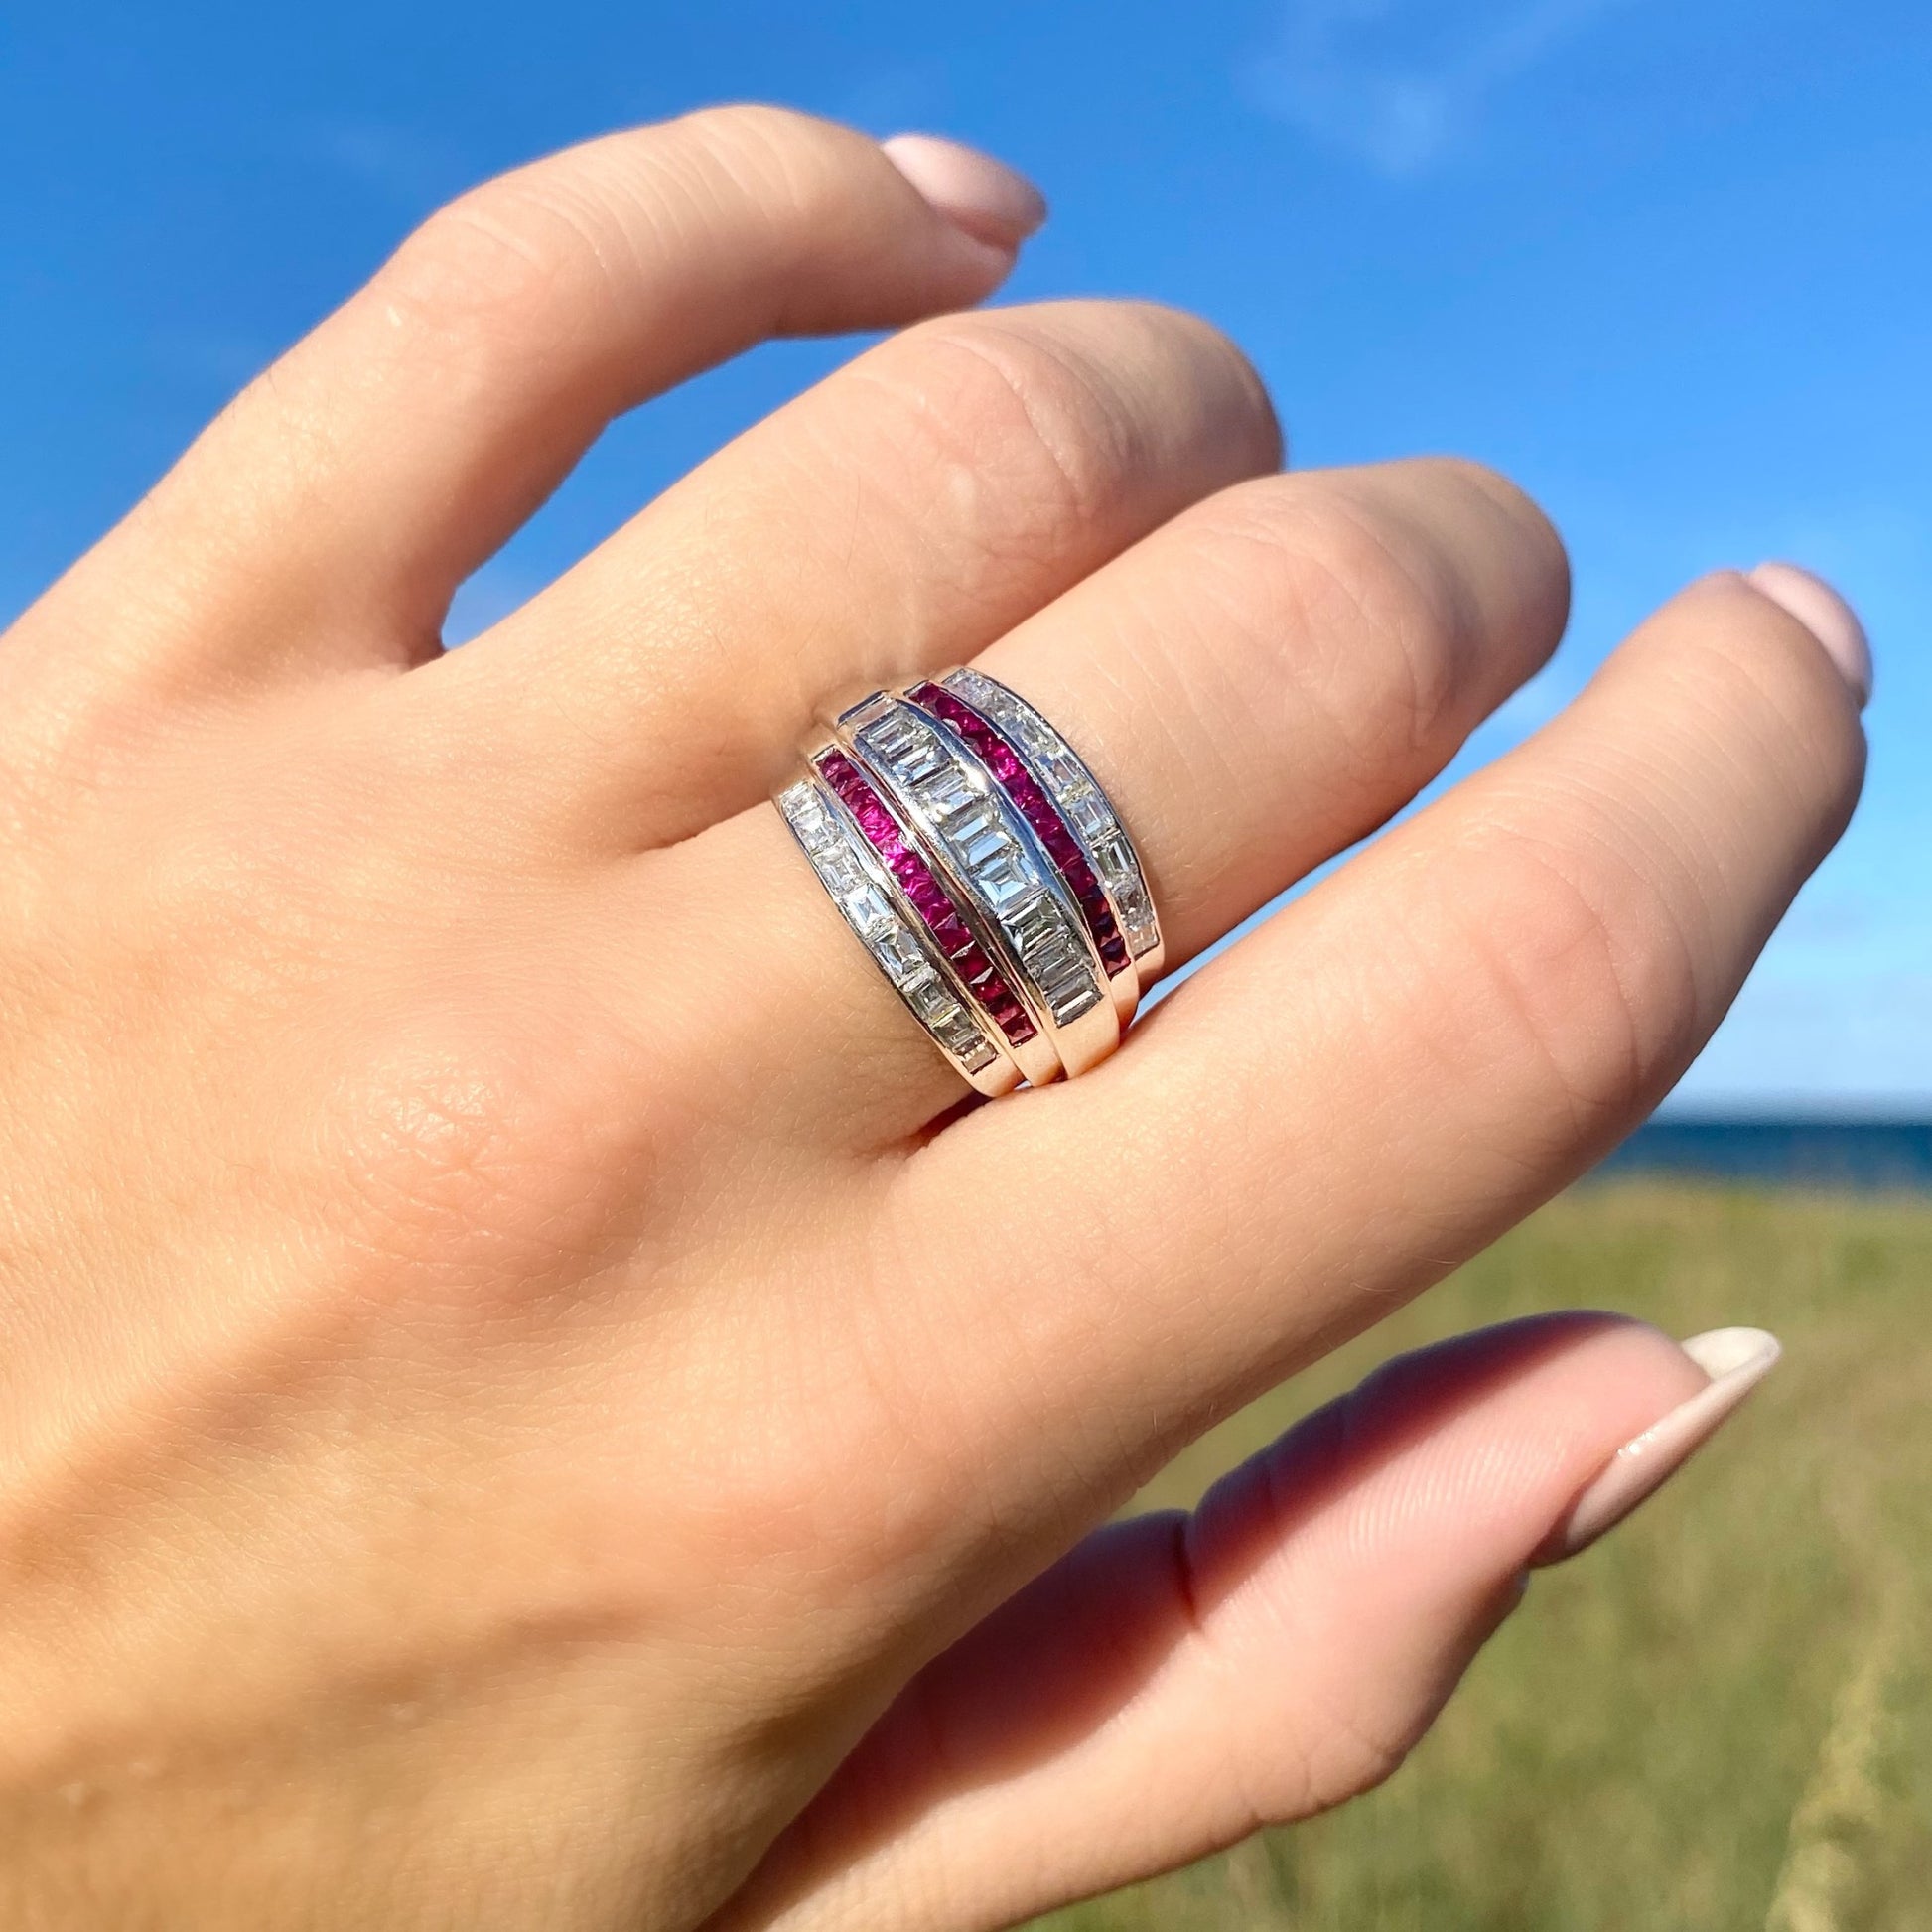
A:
718 1311 1776 1932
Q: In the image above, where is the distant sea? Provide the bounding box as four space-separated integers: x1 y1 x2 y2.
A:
1593 1118 1932 1190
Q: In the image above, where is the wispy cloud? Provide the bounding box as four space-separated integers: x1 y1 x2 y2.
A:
1243 0 1636 176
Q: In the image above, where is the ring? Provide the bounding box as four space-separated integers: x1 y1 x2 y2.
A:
776 668 1162 1092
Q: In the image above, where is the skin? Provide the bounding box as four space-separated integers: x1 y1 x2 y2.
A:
0 106 1864 1929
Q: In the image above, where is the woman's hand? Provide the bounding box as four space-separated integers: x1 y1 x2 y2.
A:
0 107 1865 1929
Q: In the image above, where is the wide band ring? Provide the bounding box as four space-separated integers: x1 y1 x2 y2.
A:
775 668 1163 1092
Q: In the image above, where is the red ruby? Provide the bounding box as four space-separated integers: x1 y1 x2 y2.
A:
908 687 1133 991
815 742 1035 1045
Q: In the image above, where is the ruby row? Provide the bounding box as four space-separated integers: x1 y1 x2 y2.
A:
815 750 1037 1046
908 682 1131 977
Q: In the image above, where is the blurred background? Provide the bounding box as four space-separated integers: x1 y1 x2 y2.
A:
4 4 1928 1923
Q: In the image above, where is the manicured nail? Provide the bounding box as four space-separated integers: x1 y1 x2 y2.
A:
1748 562 1872 708
1556 1327 1781 1558
882 134 1047 252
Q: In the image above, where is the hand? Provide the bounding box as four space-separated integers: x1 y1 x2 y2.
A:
0 107 1865 1929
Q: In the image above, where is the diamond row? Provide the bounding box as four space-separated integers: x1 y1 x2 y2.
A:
942 667 1160 960
909 681 1131 979
849 700 1106 1030
815 749 1035 1046
776 776 1001 1076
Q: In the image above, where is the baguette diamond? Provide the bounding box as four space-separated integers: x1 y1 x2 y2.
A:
909 681 1130 977
779 667 1156 1091
777 777 1001 1076
942 668 1161 962
814 750 1035 1046
851 702 1105 1031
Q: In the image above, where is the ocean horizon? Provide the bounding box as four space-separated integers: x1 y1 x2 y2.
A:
1595 1116 1932 1190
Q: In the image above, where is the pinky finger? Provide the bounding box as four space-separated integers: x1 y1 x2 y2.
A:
717 1315 1777 1932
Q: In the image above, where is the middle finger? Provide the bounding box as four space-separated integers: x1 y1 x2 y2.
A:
421 300 1281 847
640 455 1569 1145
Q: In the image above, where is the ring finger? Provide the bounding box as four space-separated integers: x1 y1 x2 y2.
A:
640 454 1570 1141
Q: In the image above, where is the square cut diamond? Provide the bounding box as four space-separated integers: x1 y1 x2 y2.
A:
1007 893 1052 940
1016 715 1058 757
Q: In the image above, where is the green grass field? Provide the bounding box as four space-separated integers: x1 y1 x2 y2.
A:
1034 1182 1932 1932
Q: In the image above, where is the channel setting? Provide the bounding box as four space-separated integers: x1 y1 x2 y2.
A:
777 670 1162 1088
777 770 1018 1095
940 667 1163 982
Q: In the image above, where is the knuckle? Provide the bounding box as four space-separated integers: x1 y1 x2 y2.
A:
840 299 1278 590
1432 816 1704 1132
875 305 1202 537
316 1004 669 1298
890 315 1145 528
660 106 836 264
1035 299 1278 451
636 105 894 297
380 107 884 344
671 100 867 210
1181 477 1486 762
384 177 608 336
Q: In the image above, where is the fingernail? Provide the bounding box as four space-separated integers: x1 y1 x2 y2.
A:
1555 1327 1781 1558
1747 562 1873 708
882 134 1047 252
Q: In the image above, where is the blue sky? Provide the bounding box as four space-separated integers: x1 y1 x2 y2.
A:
3 2 1927 1108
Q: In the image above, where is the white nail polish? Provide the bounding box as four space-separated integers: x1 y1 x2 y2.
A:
881 134 1048 250
1747 562 1873 708
1556 1327 1781 1558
